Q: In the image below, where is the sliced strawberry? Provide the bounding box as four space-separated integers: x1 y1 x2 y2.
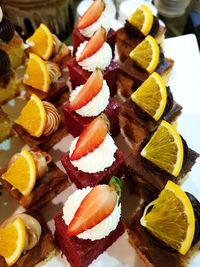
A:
69 69 103 111
67 184 117 236
70 114 109 161
78 27 106 62
77 0 105 30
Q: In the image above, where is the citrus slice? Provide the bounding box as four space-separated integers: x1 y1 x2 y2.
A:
23 53 51 92
2 149 36 196
15 94 47 137
26 23 53 60
140 181 195 255
131 72 167 121
141 120 184 177
128 4 153 36
129 35 159 74
0 218 26 266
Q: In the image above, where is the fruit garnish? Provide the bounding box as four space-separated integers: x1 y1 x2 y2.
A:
0 218 26 266
127 4 153 36
15 94 47 138
78 27 106 62
2 149 36 196
23 53 51 92
69 69 103 111
77 0 105 30
141 120 184 177
140 181 195 255
67 176 122 236
70 114 110 161
131 72 167 121
129 35 159 74
26 23 53 60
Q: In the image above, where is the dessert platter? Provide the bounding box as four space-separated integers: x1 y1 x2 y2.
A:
0 1 200 267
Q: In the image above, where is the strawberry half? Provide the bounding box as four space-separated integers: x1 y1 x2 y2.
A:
67 177 122 236
78 27 106 62
70 114 110 161
69 69 103 111
77 0 105 30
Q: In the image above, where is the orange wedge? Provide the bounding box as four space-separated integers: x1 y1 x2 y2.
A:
15 94 47 137
26 23 53 60
23 53 51 92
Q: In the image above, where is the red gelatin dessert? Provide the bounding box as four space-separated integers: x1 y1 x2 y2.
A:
54 178 124 267
61 115 125 188
62 69 120 137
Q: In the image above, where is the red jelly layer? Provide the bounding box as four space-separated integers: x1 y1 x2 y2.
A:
67 58 119 96
61 150 125 189
73 27 116 57
62 98 120 137
54 212 124 267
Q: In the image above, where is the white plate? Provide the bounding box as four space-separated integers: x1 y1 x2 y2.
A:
0 34 200 267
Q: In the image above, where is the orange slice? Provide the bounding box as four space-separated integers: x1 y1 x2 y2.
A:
15 94 47 137
23 53 51 92
26 23 53 60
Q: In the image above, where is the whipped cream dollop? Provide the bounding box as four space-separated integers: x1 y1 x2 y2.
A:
76 41 112 72
0 7 3 23
70 133 117 173
70 80 110 117
80 14 110 38
63 187 121 240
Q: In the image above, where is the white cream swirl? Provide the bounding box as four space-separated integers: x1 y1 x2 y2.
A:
76 41 112 72
70 134 117 173
80 14 110 38
70 80 110 117
63 187 121 240
0 7 3 23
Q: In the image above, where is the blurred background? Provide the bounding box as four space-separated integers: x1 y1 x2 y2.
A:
1 0 200 46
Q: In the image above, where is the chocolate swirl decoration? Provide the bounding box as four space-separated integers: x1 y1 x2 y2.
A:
42 101 61 136
0 48 10 76
0 16 14 43
46 61 61 83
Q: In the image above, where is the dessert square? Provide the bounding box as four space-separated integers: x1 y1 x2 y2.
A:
67 57 119 96
54 211 124 267
1 159 70 209
61 150 125 189
62 98 120 137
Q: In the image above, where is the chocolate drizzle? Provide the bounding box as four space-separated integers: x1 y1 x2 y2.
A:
162 86 174 117
0 16 14 43
0 48 10 76
149 16 160 37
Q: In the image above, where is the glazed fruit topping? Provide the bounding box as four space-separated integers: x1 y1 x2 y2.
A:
69 69 103 111
77 0 105 30
78 27 106 62
70 114 110 161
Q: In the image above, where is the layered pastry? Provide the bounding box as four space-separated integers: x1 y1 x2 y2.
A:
54 177 124 267
0 6 24 69
24 24 71 106
125 120 199 192
13 94 67 151
62 69 120 137
68 27 119 96
0 210 57 266
73 0 116 56
0 107 12 143
116 4 166 62
119 72 182 148
122 180 200 267
1 148 69 209
61 115 125 188
118 35 174 99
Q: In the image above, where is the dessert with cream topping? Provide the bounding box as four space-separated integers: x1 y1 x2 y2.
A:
73 0 116 56
61 114 125 188
13 94 67 151
62 69 120 137
1 148 70 209
0 210 57 266
68 27 119 96
54 177 124 267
